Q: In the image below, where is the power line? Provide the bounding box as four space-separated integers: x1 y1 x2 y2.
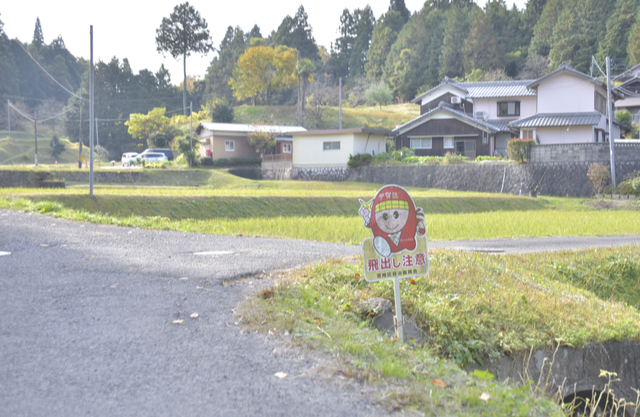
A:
16 42 84 101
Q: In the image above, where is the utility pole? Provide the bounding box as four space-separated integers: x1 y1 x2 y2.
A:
78 104 83 168
339 77 343 130
89 25 94 197
34 111 38 166
606 57 616 190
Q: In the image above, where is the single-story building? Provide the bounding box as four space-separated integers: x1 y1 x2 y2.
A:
288 128 391 168
195 122 306 160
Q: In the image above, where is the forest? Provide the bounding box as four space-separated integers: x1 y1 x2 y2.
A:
1 0 640 158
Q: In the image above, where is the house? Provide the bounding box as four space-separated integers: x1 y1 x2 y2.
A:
613 63 640 126
394 62 625 157
195 122 306 160
510 62 624 144
288 128 391 168
394 78 537 158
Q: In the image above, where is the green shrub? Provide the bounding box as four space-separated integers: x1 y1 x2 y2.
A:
476 155 503 162
507 138 535 163
347 153 373 169
200 158 213 166
443 152 470 164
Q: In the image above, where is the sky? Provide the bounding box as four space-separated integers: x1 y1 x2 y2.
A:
3 0 528 85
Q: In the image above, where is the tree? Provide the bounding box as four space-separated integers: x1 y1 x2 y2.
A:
49 134 65 157
294 58 315 124
156 2 212 115
125 107 171 145
598 0 639 65
463 10 503 74
366 0 411 79
365 81 393 107
247 123 280 155
229 45 297 105
349 6 375 79
271 6 320 61
529 0 563 57
517 53 550 79
32 18 44 48
204 26 246 105
327 9 356 80
628 6 640 65
439 4 473 79
211 102 234 123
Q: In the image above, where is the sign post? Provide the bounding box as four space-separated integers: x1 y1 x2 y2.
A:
359 185 429 342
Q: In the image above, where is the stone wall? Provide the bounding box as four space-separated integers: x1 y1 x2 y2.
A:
291 167 352 182
530 143 640 163
351 162 640 197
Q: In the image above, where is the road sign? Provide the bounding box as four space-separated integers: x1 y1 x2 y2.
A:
359 184 429 341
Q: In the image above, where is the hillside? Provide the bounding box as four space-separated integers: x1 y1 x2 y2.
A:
233 103 418 130
0 131 104 166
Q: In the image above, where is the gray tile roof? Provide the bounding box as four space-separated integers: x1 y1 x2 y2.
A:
459 80 537 98
486 119 512 132
509 112 602 128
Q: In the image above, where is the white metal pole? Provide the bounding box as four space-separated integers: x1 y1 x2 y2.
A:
393 277 404 342
339 77 343 130
95 118 100 166
89 25 94 197
606 57 616 190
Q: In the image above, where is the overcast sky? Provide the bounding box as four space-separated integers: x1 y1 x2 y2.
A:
3 0 528 85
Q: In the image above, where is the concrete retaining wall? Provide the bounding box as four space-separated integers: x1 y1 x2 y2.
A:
0 170 143 188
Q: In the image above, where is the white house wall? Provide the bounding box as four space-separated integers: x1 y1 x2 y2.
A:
537 73 600 113
352 133 387 156
536 126 593 144
474 96 537 119
420 86 465 106
293 133 354 167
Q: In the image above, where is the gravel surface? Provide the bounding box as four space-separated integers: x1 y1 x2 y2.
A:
0 209 380 417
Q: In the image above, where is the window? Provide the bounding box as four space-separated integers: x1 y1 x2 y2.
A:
283 143 291 153
498 101 520 117
443 137 454 149
225 140 235 152
595 91 607 115
323 141 340 150
465 140 475 152
410 138 432 149
522 129 534 139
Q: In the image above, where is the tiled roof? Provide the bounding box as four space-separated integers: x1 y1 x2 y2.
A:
393 102 500 135
509 112 602 128
486 119 512 132
459 80 537 98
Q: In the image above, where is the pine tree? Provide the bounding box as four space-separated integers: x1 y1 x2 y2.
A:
439 4 473 79
366 0 411 79
32 17 44 48
271 6 320 61
529 0 563 57
598 0 639 64
627 4 640 65
204 26 246 104
463 10 503 74
349 6 375 79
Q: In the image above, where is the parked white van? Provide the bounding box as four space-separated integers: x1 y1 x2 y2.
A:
121 152 140 167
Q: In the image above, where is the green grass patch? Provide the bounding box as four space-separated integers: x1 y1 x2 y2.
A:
2 170 640 243
238 246 640 414
0 133 104 166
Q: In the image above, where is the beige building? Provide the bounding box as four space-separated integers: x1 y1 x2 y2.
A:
195 123 306 161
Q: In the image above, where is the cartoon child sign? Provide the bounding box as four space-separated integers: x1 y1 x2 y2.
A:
359 185 428 283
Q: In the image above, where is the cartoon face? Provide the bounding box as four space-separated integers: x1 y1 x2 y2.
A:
375 208 409 234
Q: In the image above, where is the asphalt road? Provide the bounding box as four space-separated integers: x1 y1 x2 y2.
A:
2 208 639 416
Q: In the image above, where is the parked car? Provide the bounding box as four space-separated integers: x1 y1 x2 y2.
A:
141 148 173 161
141 152 168 162
121 152 140 167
